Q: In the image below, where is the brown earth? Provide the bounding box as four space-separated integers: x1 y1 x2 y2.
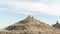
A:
0 15 60 34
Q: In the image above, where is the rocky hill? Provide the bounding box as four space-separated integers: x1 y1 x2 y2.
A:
0 15 60 34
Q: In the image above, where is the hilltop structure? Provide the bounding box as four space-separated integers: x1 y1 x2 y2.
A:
0 16 60 34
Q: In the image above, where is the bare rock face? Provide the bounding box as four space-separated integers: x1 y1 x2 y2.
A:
0 15 60 34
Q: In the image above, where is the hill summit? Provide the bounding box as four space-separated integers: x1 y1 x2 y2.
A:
0 15 60 34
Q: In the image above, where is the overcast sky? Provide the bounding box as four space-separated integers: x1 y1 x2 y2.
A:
0 0 60 29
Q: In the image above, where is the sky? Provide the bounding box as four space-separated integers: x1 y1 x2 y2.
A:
0 0 60 29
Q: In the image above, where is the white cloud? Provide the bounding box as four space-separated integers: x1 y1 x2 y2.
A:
0 0 60 16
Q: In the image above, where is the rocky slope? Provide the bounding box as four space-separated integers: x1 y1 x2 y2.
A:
0 15 60 34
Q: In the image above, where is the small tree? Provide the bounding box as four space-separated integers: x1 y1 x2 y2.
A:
56 21 59 24
52 21 59 27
